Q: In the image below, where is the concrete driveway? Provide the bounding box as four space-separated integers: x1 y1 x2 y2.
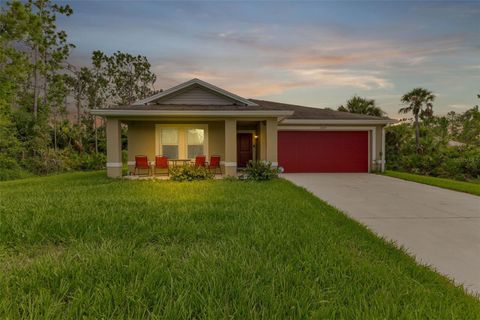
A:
283 173 480 295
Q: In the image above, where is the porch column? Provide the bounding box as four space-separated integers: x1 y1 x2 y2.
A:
259 121 267 161
265 118 278 167
106 118 122 178
224 119 237 176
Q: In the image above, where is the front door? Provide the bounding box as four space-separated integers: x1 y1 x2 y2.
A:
237 133 253 167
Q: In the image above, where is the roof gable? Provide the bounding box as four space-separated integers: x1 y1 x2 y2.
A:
156 86 236 105
133 78 258 106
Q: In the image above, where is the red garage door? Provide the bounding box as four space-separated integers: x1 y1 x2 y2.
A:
278 131 369 173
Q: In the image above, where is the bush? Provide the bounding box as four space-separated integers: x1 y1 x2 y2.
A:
169 165 214 181
387 145 480 181
243 160 280 181
16 148 107 176
0 154 31 181
78 152 106 170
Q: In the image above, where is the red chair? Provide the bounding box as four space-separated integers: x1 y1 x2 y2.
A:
193 155 206 167
154 156 169 176
134 155 151 175
207 155 222 174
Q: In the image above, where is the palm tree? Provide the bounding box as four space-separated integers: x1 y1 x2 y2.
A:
399 88 435 153
338 96 385 117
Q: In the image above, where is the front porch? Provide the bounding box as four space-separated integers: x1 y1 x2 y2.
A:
105 117 279 178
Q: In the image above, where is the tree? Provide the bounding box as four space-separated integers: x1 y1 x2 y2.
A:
103 51 156 105
457 106 480 146
338 96 385 117
14 0 73 119
66 67 92 124
87 51 109 152
0 32 28 176
399 88 435 153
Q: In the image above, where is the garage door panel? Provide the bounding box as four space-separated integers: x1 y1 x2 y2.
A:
278 131 368 173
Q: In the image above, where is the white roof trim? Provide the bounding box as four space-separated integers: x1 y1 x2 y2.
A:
133 78 258 107
90 109 293 117
280 118 396 125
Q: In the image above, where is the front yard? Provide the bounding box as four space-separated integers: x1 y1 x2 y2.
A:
0 172 478 319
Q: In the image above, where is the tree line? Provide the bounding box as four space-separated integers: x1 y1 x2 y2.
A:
0 0 157 179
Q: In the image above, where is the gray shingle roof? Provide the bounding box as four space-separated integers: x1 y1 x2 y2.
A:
250 99 391 120
102 99 392 121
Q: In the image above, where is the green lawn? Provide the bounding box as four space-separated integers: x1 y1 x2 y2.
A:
383 170 480 196
0 172 478 319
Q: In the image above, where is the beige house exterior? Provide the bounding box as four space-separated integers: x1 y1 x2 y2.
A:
92 78 395 178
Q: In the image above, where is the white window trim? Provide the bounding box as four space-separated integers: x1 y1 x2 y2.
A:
155 124 209 160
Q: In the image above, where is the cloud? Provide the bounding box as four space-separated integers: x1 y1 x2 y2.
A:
449 104 470 110
151 57 394 98
294 68 394 90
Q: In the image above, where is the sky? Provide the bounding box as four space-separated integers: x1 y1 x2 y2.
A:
57 1 480 118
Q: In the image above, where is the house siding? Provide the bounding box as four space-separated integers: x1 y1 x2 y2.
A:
156 87 235 105
127 122 156 173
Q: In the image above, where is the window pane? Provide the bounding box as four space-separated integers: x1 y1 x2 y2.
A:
187 129 204 145
188 145 204 159
162 145 178 159
161 128 178 144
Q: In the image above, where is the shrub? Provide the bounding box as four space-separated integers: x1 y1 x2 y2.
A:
0 154 31 181
387 144 480 181
243 160 280 181
78 152 106 170
169 165 214 181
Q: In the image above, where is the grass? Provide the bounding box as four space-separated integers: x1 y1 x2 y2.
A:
0 172 479 319
383 170 480 196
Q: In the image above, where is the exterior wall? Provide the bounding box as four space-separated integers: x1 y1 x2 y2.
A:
125 120 226 174
126 122 156 173
208 121 225 159
156 87 234 105
113 117 385 176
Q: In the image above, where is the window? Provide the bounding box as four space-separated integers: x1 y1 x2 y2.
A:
161 128 178 159
187 128 205 159
156 125 208 160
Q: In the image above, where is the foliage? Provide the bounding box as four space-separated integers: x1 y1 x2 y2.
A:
169 165 214 181
384 170 480 196
399 88 435 153
338 95 386 117
0 172 479 318
243 160 280 181
386 118 480 181
0 1 156 179
387 89 480 181
104 51 157 105
446 106 480 146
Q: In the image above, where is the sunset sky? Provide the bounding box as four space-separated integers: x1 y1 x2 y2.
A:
58 1 480 118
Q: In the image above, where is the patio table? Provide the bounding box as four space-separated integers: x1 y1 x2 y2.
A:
169 159 192 167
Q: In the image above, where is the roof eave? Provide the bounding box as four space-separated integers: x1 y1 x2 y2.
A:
89 109 293 117
281 118 397 125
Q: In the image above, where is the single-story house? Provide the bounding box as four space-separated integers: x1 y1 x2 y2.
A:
91 78 395 177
